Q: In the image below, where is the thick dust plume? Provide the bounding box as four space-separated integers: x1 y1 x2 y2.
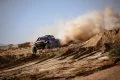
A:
57 8 120 45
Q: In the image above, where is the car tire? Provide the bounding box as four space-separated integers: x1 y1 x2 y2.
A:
32 46 37 54
45 43 50 49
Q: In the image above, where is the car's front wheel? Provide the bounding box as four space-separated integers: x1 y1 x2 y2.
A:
32 46 37 54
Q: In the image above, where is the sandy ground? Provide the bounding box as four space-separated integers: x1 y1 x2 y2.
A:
75 64 120 80
0 47 118 80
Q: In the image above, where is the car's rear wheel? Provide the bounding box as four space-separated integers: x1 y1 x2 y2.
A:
45 43 50 49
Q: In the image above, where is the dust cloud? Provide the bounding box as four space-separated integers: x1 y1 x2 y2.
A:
57 8 120 44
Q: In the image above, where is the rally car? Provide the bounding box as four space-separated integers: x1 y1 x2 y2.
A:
32 35 60 54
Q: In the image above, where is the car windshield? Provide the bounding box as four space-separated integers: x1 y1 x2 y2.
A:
37 37 48 41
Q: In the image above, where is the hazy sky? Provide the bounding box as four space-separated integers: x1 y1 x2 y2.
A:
0 0 120 44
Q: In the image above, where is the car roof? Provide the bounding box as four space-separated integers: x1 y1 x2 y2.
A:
44 35 54 37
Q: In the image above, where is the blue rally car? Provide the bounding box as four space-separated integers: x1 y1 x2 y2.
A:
32 35 60 54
